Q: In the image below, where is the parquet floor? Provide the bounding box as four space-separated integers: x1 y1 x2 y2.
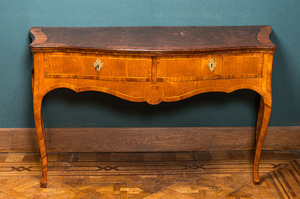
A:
0 150 299 199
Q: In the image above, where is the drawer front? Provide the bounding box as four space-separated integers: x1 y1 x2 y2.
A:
44 53 152 81
157 53 263 81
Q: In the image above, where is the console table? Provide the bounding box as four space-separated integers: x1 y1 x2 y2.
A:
30 26 277 187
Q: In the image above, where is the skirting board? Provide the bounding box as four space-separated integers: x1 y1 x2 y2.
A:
0 126 299 152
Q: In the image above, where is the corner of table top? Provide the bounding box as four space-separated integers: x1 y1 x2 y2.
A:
29 27 48 49
257 25 277 52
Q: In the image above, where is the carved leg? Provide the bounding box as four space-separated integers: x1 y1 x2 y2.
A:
255 97 264 143
254 98 271 184
33 94 47 188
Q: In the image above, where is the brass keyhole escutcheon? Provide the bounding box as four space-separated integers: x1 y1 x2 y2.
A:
93 58 104 72
207 58 217 72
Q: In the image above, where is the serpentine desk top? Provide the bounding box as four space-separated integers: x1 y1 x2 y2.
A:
30 26 276 53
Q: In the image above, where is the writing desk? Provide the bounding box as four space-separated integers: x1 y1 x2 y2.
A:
30 26 277 187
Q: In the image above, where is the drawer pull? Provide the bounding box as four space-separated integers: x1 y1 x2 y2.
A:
93 58 104 72
207 58 217 72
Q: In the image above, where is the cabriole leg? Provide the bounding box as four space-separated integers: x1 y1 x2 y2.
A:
255 97 264 143
33 94 47 188
254 98 271 184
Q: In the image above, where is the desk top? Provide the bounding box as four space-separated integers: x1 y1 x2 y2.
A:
30 26 276 54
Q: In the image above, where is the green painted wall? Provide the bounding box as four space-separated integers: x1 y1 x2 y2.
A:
0 0 299 128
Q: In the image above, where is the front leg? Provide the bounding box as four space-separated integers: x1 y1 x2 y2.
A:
253 97 272 184
33 94 48 188
255 97 264 143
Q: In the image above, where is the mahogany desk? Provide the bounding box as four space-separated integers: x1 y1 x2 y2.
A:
30 26 277 187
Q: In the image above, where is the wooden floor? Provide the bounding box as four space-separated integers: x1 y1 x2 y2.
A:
0 151 299 199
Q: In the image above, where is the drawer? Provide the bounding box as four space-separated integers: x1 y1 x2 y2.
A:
44 53 152 81
157 54 263 81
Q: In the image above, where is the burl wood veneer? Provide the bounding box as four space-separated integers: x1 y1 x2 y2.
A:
30 26 277 187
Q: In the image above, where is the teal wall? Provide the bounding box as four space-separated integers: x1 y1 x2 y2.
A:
0 0 299 128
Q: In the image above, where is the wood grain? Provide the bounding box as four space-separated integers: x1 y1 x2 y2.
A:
1 126 299 152
30 26 276 53
0 151 298 198
0 129 10 151
29 26 277 186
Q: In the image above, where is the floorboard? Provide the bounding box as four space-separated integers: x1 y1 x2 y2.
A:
0 150 299 198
